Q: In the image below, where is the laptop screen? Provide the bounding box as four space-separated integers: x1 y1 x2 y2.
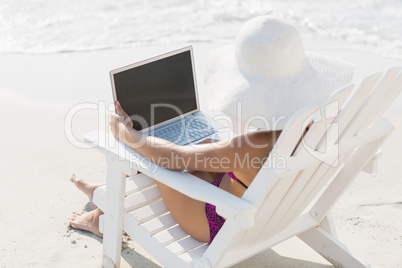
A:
111 48 198 131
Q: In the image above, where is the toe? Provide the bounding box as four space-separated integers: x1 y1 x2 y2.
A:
70 212 83 220
70 174 77 183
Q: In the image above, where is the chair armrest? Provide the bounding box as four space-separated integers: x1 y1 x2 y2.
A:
84 130 256 228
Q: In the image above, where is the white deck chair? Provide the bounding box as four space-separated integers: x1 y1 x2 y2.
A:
84 67 402 268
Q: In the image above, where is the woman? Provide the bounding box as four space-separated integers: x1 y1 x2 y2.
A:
70 15 353 243
71 100 281 242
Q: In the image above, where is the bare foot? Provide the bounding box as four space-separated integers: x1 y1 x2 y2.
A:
70 209 104 237
70 174 103 209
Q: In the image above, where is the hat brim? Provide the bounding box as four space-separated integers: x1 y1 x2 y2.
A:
204 45 354 130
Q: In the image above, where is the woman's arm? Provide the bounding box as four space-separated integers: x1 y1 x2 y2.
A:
110 101 279 172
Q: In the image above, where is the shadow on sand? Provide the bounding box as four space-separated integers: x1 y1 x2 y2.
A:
119 245 333 268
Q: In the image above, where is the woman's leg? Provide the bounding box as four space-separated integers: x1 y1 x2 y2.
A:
70 174 103 209
154 171 222 244
69 172 223 243
70 208 104 237
70 174 104 236
152 139 222 243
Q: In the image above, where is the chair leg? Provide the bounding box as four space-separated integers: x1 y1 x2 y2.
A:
102 159 127 268
297 135 391 268
298 227 371 268
362 149 382 173
320 213 337 238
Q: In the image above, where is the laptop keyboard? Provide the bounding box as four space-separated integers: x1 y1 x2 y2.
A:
150 117 216 145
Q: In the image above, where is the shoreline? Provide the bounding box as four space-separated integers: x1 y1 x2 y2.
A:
1 43 401 104
0 43 401 267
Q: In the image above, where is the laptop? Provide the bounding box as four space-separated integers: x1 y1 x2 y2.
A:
110 46 221 145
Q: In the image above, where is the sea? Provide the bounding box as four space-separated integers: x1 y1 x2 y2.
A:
1 0 402 60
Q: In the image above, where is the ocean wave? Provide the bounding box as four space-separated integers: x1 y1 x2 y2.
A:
1 0 401 60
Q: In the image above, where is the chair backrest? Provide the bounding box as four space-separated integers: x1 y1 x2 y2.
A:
205 68 402 266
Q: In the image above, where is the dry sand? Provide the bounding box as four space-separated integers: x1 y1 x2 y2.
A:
0 44 401 267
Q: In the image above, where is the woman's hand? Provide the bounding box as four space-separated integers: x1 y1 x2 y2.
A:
109 101 133 141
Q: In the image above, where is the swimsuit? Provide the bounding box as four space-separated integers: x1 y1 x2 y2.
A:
205 172 248 243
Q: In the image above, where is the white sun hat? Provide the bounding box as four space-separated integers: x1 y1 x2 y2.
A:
204 16 354 131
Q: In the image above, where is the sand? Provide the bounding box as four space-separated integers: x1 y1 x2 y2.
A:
0 43 401 268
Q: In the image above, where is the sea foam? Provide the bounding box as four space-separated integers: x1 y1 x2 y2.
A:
1 0 401 59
